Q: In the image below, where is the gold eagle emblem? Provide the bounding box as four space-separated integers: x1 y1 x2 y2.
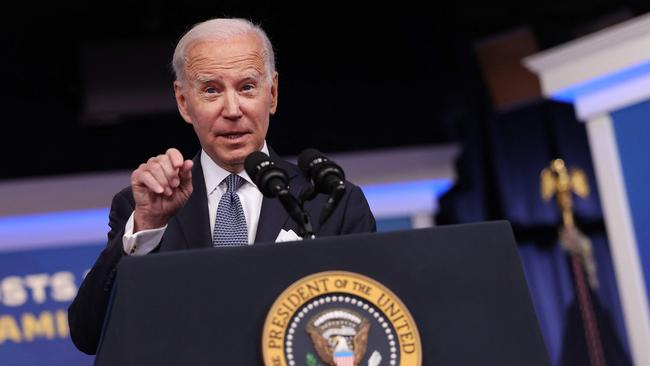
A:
305 309 371 365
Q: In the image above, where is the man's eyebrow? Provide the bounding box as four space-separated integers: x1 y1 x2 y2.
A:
194 73 262 84
240 73 263 82
195 74 220 84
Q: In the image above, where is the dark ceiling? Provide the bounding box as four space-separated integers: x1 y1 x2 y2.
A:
1 1 648 180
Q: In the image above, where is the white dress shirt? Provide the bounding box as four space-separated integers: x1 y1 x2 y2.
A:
122 143 268 255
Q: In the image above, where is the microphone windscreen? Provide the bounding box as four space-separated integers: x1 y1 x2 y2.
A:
244 151 272 183
298 148 324 175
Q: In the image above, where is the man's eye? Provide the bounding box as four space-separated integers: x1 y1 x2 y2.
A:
206 87 219 94
241 84 255 91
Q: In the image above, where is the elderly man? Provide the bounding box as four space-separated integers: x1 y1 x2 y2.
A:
68 18 376 355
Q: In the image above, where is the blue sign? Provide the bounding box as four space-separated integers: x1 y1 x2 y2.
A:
0 244 104 366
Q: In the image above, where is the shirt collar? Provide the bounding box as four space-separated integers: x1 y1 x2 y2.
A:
201 141 269 195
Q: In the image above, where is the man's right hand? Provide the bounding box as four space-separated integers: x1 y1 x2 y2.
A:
131 148 194 232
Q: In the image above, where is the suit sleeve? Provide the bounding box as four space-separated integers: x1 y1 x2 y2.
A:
68 189 133 355
339 183 377 234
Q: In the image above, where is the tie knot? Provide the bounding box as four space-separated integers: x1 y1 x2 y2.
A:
224 174 245 193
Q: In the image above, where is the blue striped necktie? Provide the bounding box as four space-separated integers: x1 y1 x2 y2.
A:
213 174 248 246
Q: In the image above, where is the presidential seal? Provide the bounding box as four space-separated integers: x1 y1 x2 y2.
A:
262 271 421 366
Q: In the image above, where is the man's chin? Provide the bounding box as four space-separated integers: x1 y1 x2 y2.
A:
208 142 263 171
213 153 250 173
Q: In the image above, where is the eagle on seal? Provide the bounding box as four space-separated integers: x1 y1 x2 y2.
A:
306 315 370 366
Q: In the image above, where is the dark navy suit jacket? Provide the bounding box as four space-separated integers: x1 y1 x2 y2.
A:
68 150 376 355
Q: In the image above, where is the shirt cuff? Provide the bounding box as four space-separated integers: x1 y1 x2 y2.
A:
122 212 167 256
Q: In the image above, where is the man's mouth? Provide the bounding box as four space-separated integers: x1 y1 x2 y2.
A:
219 131 249 140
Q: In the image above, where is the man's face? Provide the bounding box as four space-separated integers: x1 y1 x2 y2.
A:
174 33 278 172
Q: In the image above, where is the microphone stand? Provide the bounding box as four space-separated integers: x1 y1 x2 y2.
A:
296 184 346 237
318 185 345 226
280 189 315 240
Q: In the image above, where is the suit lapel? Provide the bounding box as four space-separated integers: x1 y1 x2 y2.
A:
255 196 288 243
175 154 213 249
254 148 306 244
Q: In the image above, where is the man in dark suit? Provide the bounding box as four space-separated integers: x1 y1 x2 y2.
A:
68 18 376 355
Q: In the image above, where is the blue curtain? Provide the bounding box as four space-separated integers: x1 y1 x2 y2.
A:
437 100 630 365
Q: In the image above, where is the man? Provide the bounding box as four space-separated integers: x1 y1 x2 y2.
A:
68 18 376 355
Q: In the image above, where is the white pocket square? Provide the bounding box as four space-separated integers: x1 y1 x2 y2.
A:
275 229 303 243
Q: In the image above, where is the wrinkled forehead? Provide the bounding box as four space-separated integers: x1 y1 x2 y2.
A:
183 35 269 80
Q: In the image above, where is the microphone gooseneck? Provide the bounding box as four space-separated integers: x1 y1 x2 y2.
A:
245 151 314 239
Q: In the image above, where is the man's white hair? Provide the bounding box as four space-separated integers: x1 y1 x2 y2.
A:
172 18 276 85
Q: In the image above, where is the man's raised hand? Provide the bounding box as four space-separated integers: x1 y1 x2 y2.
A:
130 148 193 232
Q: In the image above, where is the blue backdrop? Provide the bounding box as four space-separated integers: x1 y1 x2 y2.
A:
0 244 103 366
437 100 630 365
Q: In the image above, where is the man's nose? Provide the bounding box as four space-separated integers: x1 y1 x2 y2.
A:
223 90 243 119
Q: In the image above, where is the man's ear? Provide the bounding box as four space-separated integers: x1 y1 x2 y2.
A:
269 72 279 115
174 81 192 123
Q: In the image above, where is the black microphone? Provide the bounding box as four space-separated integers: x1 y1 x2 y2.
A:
244 151 290 197
298 148 346 194
244 151 314 238
298 149 346 225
